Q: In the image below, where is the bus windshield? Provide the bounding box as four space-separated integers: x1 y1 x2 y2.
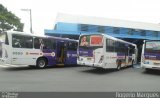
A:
79 35 103 47
145 41 160 53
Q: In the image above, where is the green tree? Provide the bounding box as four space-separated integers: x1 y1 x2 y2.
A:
0 4 24 33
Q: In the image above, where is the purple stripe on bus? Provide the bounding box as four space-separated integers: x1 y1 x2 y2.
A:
144 52 160 60
79 48 93 57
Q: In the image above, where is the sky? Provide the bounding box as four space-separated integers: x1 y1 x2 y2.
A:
1 0 160 35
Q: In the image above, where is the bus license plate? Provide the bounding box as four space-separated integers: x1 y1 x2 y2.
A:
87 58 91 60
154 62 160 66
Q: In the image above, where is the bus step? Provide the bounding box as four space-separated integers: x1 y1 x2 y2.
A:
56 64 64 66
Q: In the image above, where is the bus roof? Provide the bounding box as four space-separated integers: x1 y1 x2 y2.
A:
5 31 78 42
46 36 78 42
80 33 136 46
5 31 44 37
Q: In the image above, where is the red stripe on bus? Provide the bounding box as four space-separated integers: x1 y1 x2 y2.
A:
29 53 39 55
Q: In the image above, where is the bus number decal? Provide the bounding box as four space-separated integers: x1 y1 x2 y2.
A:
13 52 23 55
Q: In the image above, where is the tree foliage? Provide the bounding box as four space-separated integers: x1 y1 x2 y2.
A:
0 4 24 33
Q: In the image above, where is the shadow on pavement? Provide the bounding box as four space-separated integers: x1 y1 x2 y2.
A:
81 68 116 74
143 69 160 75
80 66 132 74
2 65 82 71
2 66 40 71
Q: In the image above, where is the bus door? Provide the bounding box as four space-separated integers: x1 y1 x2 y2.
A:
66 42 77 65
56 41 67 64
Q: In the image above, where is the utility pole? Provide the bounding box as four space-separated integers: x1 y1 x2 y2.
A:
21 9 33 33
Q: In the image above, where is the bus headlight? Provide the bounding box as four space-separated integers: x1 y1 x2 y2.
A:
144 61 149 64
78 56 83 61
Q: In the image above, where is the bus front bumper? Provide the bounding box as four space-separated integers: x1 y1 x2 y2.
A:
77 61 103 68
141 63 160 70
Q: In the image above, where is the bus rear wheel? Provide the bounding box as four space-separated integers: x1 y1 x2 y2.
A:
36 58 47 68
145 68 151 72
131 60 134 67
117 61 121 71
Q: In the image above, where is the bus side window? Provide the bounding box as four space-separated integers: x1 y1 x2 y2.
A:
115 41 119 52
74 42 78 50
119 42 125 53
106 39 115 52
106 39 110 52
34 38 41 49
12 34 33 48
52 39 56 49
12 35 22 48
43 39 53 49
114 42 125 53
34 38 54 50
68 42 77 51
24 36 33 48
130 46 135 54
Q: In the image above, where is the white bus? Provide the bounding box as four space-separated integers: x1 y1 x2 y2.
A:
77 34 137 70
0 31 78 68
141 40 160 71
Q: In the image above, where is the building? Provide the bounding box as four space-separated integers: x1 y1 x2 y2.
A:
45 13 160 41
44 13 160 62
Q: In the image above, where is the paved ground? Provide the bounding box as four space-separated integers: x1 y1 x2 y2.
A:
0 64 160 92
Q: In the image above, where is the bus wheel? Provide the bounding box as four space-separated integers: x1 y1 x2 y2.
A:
131 60 134 67
36 58 47 68
28 65 36 68
117 61 121 71
145 68 151 72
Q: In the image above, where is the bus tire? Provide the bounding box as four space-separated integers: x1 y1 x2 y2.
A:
117 60 121 71
36 58 47 68
145 68 151 72
131 60 134 67
28 65 36 68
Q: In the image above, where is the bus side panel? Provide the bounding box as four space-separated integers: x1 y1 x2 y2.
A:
65 40 78 65
43 50 57 66
117 52 126 67
104 52 117 69
45 56 56 66
1 44 11 64
0 42 4 64
11 48 39 65
141 44 145 67
65 50 77 65
11 49 57 66
93 48 104 67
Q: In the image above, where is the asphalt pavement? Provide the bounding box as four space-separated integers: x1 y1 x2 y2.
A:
0 64 160 92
